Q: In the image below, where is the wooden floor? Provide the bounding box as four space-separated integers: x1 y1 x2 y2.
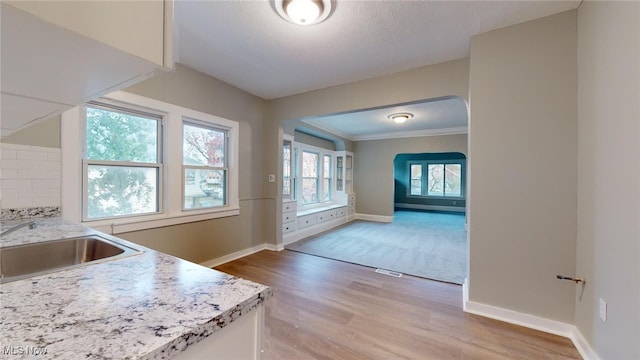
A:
215 250 581 360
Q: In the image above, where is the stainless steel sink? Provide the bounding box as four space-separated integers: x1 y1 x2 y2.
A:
0 235 140 283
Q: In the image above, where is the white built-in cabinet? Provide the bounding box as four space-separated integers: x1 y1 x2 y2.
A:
281 139 356 244
1 1 174 136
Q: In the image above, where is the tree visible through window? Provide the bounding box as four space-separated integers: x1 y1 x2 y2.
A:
182 121 227 210
409 162 462 197
84 104 161 219
302 151 319 204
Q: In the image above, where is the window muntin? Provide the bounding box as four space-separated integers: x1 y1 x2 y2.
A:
302 151 319 204
83 103 162 220
409 161 464 198
182 121 228 210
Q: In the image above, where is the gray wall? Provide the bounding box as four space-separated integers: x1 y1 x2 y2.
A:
468 10 577 322
294 130 336 150
99 65 268 263
266 58 470 233
575 2 640 358
354 134 468 216
1 115 61 148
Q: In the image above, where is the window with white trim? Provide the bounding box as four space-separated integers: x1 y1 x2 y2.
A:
62 91 240 234
182 120 228 210
84 102 163 220
294 143 333 207
408 161 464 198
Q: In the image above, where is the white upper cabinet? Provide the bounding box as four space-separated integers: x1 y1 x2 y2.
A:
0 1 174 137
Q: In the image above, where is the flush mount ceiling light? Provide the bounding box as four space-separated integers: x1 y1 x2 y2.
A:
388 112 413 124
274 0 332 26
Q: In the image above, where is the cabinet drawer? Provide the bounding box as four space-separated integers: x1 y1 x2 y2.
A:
336 207 347 217
348 194 356 202
298 215 316 229
283 222 297 233
282 212 296 224
283 201 297 212
316 210 336 223
348 206 356 214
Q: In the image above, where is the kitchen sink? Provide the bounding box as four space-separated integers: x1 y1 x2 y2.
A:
0 235 140 283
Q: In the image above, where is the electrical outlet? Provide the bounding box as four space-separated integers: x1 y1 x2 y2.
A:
599 298 607 322
268 174 275 182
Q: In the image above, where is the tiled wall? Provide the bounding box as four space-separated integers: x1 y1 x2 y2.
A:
0 143 61 209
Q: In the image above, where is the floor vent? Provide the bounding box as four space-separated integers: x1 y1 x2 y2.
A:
375 268 403 278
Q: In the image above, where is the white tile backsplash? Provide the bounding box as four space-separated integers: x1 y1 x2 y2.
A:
0 143 61 209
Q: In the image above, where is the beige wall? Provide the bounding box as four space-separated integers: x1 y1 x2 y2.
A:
354 134 467 216
1 115 61 148
468 10 577 323
294 130 336 150
116 65 268 262
265 58 470 243
575 2 640 358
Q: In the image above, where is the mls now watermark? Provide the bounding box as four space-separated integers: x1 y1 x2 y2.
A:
2 346 48 356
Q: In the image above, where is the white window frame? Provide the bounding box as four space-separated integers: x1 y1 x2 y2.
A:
62 91 240 234
82 100 165 221
407 160 465 199
294 143 334 210
182 119 230 211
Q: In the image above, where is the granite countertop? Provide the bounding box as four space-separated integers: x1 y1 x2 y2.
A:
0 217 272 359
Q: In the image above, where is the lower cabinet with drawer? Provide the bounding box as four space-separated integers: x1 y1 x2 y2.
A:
283 205 354 245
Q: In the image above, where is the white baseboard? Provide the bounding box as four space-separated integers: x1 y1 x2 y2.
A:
355 213 393 223
462 281 599 360
394 203 465 213
199 243 278 268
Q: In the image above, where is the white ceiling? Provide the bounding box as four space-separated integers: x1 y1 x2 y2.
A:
174 0 579 139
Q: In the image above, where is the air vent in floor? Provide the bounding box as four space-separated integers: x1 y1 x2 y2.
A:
375 268 403 278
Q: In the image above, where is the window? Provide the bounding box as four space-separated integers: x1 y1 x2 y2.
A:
302 151 319 204
182 121 227 210
409 161 463 198
283 140 292 199
62 91 240 234
410 164 422 196
323 155 331 201
84 102 163 220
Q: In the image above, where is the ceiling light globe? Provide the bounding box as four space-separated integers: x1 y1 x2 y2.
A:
393 116 408 124
286 0 321 25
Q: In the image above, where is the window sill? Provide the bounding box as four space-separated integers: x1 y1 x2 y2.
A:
84 206 240 235
297 203 346 217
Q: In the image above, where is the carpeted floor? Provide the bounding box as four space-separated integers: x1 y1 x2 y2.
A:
286 210 467 284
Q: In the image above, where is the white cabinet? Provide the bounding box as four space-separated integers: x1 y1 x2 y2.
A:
0 1 174 137
348 194 356 219
298 214 317 229
175 304 265 360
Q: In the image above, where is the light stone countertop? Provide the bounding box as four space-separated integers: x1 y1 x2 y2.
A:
0 217 272 359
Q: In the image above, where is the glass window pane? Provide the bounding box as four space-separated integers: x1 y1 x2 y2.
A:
302 179 318 204
445 164 462 197
184 168 226 209
323 179 331 201
183 123 226 167
87 165 157 219
86 106 158 163
410 164 422 195
323 155 331 177
428 164 445 196
283 143 291 197
302 151 318 177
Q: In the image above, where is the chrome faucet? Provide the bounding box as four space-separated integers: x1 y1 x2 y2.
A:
0 221 38 237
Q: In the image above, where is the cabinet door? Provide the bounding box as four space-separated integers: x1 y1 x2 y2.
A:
5 0 169 67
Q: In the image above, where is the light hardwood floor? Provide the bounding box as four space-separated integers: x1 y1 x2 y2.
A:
215 250 581 359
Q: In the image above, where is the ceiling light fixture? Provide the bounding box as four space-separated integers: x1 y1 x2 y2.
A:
274 0 332 26
388 112 413 124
